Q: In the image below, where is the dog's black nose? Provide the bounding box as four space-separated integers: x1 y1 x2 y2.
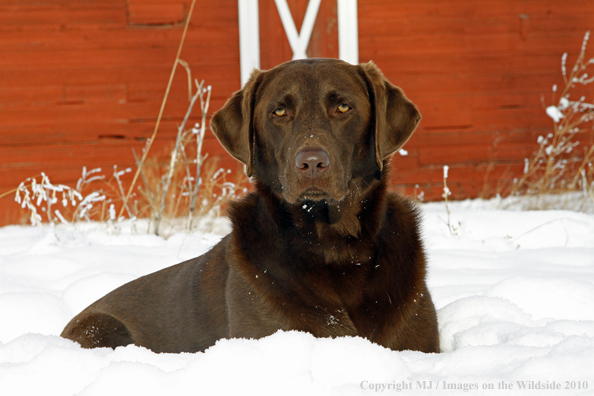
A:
295 149 330 179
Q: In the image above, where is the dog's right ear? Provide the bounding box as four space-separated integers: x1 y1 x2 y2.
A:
210 70 263 177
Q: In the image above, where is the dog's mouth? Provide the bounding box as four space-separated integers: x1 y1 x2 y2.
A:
297 187 332 202
280 169 349 204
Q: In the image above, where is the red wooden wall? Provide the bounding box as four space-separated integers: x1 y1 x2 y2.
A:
1 0 593 224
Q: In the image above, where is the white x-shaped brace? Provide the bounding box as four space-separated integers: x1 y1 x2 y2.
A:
238 0 358 86
274 0 321 60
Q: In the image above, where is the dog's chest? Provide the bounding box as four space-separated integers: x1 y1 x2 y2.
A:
254 251 393 338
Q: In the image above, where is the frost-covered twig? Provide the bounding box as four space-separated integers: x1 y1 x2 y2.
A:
113 165 133 220
188 80 212 231
441 165 459 235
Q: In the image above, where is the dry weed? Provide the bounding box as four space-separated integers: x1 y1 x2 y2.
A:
505 31 594 211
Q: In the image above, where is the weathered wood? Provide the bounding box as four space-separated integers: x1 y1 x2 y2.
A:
1 0 593 224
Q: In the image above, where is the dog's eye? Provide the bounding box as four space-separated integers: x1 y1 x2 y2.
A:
337 104 351 114
274 108 286 117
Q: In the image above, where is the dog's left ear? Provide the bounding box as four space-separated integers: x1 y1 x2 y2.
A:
210 70 264 177
358 61 421 170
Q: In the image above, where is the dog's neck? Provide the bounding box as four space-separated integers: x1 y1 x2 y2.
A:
231 171 388 266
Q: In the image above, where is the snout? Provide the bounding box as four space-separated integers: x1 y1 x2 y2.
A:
279 144 348 203
295 148 330 179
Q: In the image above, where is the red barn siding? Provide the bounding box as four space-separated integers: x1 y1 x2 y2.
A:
1 0 593 224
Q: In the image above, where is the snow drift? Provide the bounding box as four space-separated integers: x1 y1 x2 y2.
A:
1 200 593 395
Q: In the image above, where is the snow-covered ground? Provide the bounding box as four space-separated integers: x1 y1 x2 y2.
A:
1 200 593 395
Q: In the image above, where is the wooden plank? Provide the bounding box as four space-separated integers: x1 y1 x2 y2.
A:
0 64 241 94
0 102 158 127
127 2 185 25
0 46 239 69
358 11 594 37
359 0 594 18
0 4 127 27
413 99 473 129
0 86 64 106
0 94 233 130
410 126 548 149
359 31 591 58
383 72 562 98
0 119 222 146
360 53 567 75
471 107 550 129
418 142 536 166
0 26 240 52
0 138 231 186
64 85 127 104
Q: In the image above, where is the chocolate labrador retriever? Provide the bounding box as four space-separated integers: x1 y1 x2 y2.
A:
61 59 440 353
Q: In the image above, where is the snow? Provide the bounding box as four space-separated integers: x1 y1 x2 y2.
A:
546 105 564 122
1 201 594 395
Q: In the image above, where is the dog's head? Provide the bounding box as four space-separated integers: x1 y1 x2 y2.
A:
211 59 420 205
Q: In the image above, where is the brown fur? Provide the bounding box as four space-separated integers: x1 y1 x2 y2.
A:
61 59 440 353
